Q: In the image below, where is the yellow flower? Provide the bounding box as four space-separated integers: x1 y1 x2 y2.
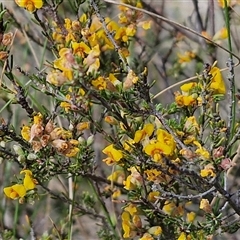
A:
218 0 230 8
54 48 75 80
147 191 160 202
124 204 138 216
76 122 90 131
65 147 79 157
163 200 176 215
4 184 26 199
157 129 176 154
106 17 119 32
112 189 121 199
33 112 43 124
60 101 72 113
134 123 154 143
144 129 175 162
184 116 199 134
178 51 195 63
178 232 187 240
213 28 228 41
194 141 210 160
200 164 216 178
115 27 128 42
15 0 43 12
71 41 91 58
145 169 161 182
126 24 137 37
139 233 154 240
123 70 139 89
46 70 68 86
175 94 196 107
4 170 36 200
138 20 151 30
104 116 118 125
148 226 162 236
21 170 36 190
124 167 142 190
121 211 137 238
92 76 107 90
64 18 72 30
50 127 72 140
180 82 197 93
107 170 125 184
83 44 101 73
200 199 212 213
144 140 164 162
132 214 142 228
187 212 196 223
209 66 226 94
102 144 123 164
21 126 31 141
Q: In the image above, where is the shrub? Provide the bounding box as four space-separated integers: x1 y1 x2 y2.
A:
1 0 240 239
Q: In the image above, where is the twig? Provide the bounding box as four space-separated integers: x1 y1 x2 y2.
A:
153 185 215 200
226 58 236 148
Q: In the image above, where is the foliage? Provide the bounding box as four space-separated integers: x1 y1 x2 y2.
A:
1 0 240 239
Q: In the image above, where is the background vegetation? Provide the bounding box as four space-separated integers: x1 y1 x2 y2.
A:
1 0 240 239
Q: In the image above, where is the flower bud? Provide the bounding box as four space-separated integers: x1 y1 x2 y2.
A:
77 122 90 132
78 136 86 144
87 135 94 146
104 116 118 125
18 155 26 163
0 141 5 148
13 145 24 157
69 123 74 131
2 32 13 46
27 153 38 161
213 146 224 159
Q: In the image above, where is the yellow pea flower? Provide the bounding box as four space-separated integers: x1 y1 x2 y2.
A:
148 226 162 236
134 123 154 143
209 67 226 94
4 170 37 200
200 199 212 213
102 144 123 163
157 129 176 154
4 184 26 199
15 0 43 12
71 41 91 58
21 170 36 190
180 82 197 93
187 212 196 223
213 28 228 41
163 200 176 215
139 233 154 240
21 125 31 141
121 211 137 238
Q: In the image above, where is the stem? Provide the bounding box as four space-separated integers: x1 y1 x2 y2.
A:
13 201 19 238
68 173 75 240
224 0 236 148
88 179 120 239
